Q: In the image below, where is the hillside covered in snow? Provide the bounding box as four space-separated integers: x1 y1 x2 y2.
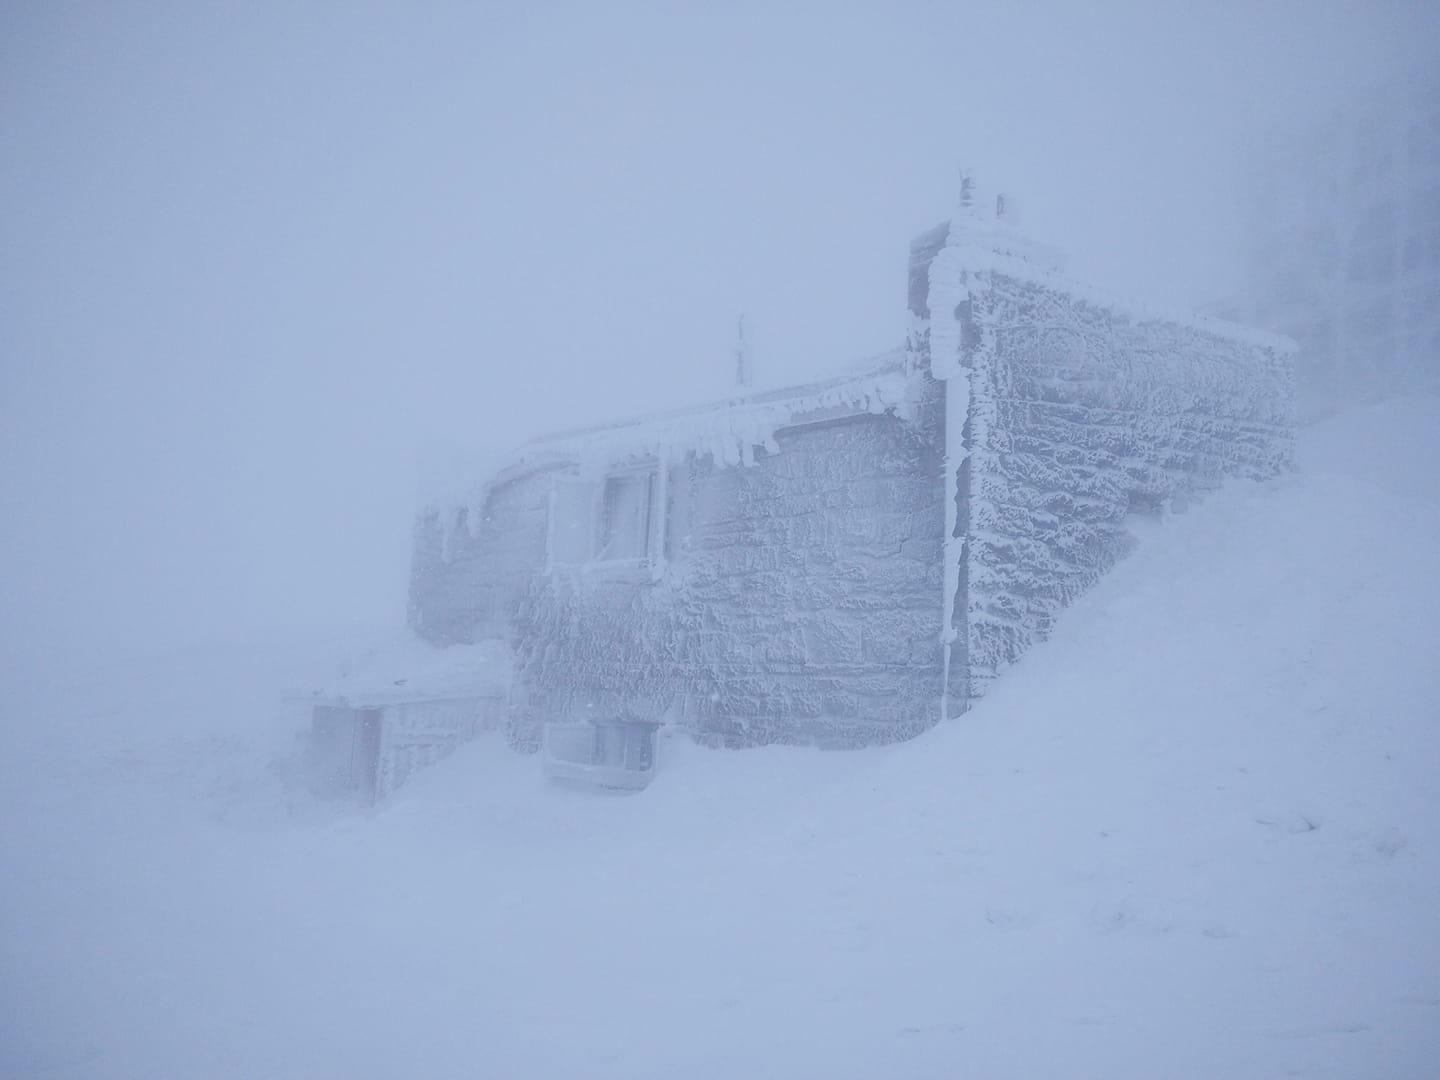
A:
2 397 1438 1079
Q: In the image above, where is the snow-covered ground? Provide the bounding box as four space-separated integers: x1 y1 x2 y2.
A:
3 399 1438 1079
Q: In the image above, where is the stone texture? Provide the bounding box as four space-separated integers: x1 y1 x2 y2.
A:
408 385 948 749
956 270 1294 696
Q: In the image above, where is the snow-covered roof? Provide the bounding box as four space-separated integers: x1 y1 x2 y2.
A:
421 349 919 517
512 348 916 474
927 183 1298 358
300 635 511 708
936 237 1298 355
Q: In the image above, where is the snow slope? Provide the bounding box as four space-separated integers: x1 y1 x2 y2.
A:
2 399 1438 1079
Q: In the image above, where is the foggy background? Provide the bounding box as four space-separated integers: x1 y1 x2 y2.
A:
2 0 1434 666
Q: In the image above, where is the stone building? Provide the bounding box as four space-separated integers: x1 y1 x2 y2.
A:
410 188 1294 749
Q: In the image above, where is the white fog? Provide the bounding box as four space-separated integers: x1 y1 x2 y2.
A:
2 2 1438 1077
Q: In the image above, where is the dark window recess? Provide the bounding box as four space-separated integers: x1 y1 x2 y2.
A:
598 471 654 561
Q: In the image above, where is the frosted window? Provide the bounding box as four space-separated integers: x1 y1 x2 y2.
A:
598 471 654 562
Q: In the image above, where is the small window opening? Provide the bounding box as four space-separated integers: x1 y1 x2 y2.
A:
597 471 655 562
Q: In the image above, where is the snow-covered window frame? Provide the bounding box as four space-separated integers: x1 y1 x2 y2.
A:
545 458 668 580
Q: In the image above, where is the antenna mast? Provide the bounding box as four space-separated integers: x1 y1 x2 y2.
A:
734 314 752 388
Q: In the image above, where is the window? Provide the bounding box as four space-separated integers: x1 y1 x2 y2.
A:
546 462 666 573
598 470 654 561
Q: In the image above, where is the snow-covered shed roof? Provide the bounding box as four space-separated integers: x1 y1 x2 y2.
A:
299 635 511 709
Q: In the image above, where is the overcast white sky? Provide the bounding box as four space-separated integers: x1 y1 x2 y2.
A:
1 1 1433 662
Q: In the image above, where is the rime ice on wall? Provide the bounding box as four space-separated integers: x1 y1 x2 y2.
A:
913 190 1295 701
964 275 1294 693
513 393 947 748
409 361 948 749
410 469 553 646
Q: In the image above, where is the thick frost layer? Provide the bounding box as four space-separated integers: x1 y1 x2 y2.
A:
915 190 1295 703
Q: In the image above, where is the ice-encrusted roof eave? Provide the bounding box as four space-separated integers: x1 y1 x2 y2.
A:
928 238 1298 359
293 637 512 709
418 349 918 523
508 348 917 474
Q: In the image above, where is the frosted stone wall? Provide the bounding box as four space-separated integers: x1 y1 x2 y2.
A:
511 393 947 748
408 387 946 748
951 267 1295 698
409 468 553 645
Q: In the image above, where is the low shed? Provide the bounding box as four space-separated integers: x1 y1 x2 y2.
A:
301 638 510 802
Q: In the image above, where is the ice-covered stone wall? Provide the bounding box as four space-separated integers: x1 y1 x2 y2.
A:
409 468 553 645
968 274 1294 693
512 392 947 748
914 205 1295 702
407 368 947 749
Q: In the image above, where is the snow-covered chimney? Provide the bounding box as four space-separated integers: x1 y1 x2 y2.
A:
958 170 977 212
946 173 1064 274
